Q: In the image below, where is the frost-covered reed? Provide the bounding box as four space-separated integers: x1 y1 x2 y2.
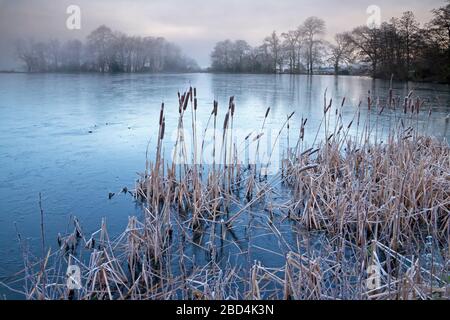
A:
8 88 449 300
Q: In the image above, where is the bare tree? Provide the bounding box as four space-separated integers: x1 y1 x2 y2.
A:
15 39 36 72
302 17 326 74
346 26 381 77
60 39 82 71
264 31 282 73
427 0 450 51
210 40 252 72
399 11 420 77
329 33 356 75
282 30 303 73
233 40 252 72
48 40 60 71
86 25 116 72
211 40 234 71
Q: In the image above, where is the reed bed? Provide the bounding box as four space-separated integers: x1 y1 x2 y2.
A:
8 88 449 300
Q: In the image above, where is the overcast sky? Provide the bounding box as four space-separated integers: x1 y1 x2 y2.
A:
0 0 446 69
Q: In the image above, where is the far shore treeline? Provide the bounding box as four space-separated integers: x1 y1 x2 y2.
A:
210 1 450 83
15 25 200 74
14 1 450 83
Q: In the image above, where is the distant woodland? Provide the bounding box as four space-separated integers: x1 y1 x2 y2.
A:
14 1 450 83
210 1 450 83
15 25 199 73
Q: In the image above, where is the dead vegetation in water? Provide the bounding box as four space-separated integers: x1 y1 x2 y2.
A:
5 88 449 300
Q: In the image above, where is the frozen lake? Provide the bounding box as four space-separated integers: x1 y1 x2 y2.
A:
0 73 449 298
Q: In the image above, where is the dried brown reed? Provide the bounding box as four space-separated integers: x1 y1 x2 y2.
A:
8 88 449 300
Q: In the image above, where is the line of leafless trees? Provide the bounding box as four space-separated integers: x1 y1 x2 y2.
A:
210 1 450 82
15 25 199 73
210 16 328 75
